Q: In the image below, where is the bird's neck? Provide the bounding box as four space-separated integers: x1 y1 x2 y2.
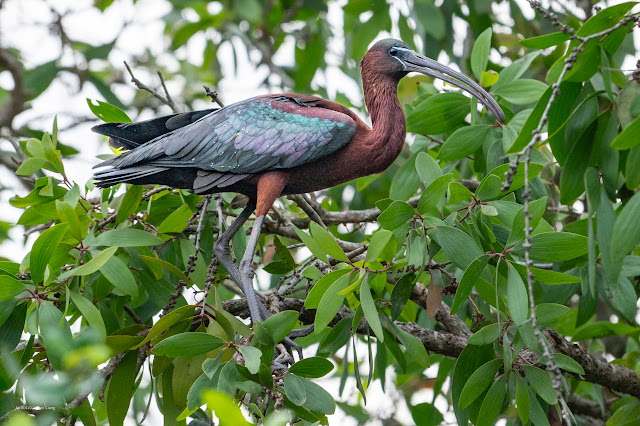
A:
362 72 406 171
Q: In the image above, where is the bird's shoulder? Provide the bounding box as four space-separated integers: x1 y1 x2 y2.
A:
216 94 358 128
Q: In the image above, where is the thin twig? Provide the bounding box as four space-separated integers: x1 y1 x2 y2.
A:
203 85 225 108
500 3 640 422
123 61 180 113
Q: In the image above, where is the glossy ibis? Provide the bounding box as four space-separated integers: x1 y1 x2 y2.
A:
93 38 504 333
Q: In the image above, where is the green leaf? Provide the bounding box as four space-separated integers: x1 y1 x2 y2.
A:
365 230 393 264
107 350 137 426
283 373 306 406
471 28 492 80
448 182 474 203
378 201 416 230
572 321 640 341
451 344 495 424
514 264 581 285
92 228 164 247
0 275 26 301
101 255 138 296
438 124 491 161
55 200 82 241
116 186 143 224
69 290 106 341
515 372 530 424
527 232 588 262
390 273 417 320
507 262 528 325
309 222 348 262
396 327 429 368
415 152 441 186
153 333 225 357
305 268 352 309
298 375 336 414
30 223 69 283
493 52 541 89
559 120 597 205
477 374 507 426
520 32 570 49
294 228 328 264
484 162 546 196
506 197 547 247
610 192 640 266
263 261 292 274
62 246 118 278
507 85 553 153
157 204 193 234
359 275 383 341
417 174 454 215
407 92 471 135
481 71 499 88
315 272 353 331
451 254 490 314
428 226 484 270
458 358 502 409
24 60 62 99
390 152 421 200
410 402 444 426
140 255 190 285
289 357 334 378
475 174 502 200
132 304 195 349
413 0 445 40
87 98 131 123
527 387 552 426
467 323 501 345
551 353 585 375
547 82 583 165
262 310 299 343
536 303 570 325
493 79 548 105
202 390 252 426
318 318 352 356
273 236 296 268
523 365 557 405
240 346 261 375
15 158 46 176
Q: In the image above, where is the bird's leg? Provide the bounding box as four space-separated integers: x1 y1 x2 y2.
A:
238 214 270 321
240 214 308 361
213 204 263 324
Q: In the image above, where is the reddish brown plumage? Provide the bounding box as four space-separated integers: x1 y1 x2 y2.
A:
249 52 407 215
94 38 504 219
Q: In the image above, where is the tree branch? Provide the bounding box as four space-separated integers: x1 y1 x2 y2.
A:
123 61 181 114
222 297 640 399
0 47 27 129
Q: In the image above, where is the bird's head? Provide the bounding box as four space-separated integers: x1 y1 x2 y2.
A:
363 38 505 122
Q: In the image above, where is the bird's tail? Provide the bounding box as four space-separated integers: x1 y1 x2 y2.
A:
93 165 169 188
91 108 217 189
92 109 217 151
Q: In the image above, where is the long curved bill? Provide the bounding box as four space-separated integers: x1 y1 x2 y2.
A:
403 51 505 123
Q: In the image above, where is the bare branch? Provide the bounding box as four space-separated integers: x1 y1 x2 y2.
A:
203 85 225 108
0 47 27 129
123 61 181 113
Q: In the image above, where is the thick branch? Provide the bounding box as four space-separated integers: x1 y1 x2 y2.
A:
223 297 640 398
0 47 27 128
547 330 640 398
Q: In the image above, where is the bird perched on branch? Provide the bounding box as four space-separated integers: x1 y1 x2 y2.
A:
93 38 504 338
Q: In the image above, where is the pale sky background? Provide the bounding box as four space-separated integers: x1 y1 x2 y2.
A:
0 0 638 424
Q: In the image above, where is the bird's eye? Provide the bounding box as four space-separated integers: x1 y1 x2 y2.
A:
390 49 398 56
